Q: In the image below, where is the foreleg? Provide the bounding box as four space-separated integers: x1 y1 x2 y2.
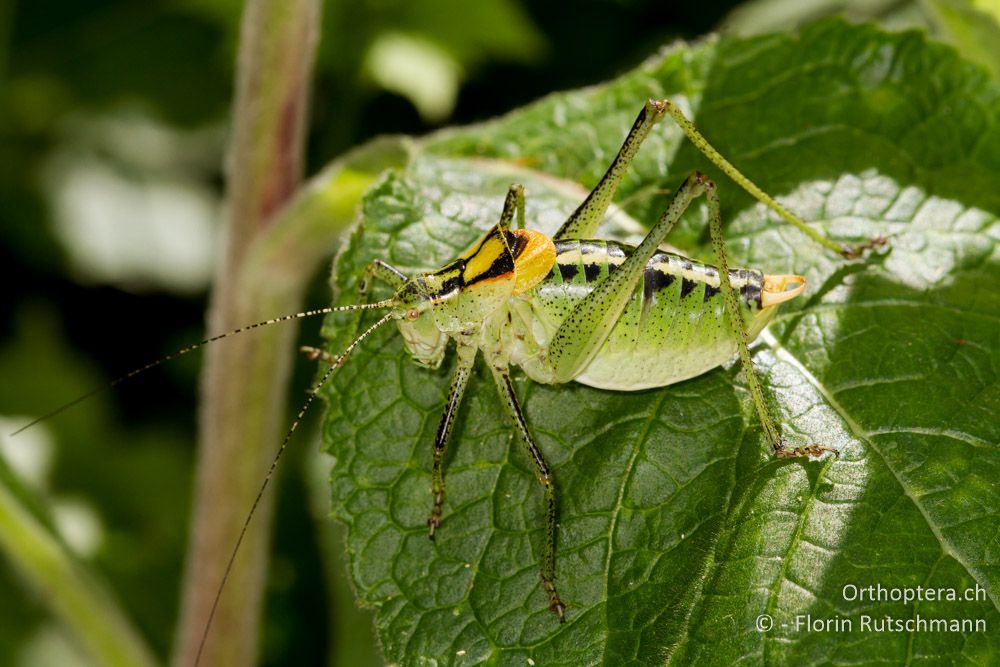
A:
427 345 477 538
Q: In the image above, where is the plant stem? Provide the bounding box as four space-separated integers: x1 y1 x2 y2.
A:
172 1 322 665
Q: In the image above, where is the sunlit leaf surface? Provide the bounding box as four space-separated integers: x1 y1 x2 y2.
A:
320 20 1000 664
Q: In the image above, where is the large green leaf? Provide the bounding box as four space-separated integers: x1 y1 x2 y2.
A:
319 19 1000 665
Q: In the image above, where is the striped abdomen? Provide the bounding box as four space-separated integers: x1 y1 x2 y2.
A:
509 239 778 390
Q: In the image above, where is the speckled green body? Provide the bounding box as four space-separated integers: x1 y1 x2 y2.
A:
480 239 777 391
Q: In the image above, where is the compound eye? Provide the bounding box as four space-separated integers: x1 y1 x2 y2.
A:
406 308 420 321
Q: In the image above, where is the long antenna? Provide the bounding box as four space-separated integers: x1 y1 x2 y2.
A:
193 310 395 667
10 300 395 437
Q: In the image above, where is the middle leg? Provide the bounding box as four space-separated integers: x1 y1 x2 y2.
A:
490 366 566 622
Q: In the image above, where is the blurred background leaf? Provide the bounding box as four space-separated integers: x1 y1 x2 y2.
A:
721 0 1000 76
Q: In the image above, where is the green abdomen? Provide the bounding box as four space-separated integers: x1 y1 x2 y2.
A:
510 239 777 390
